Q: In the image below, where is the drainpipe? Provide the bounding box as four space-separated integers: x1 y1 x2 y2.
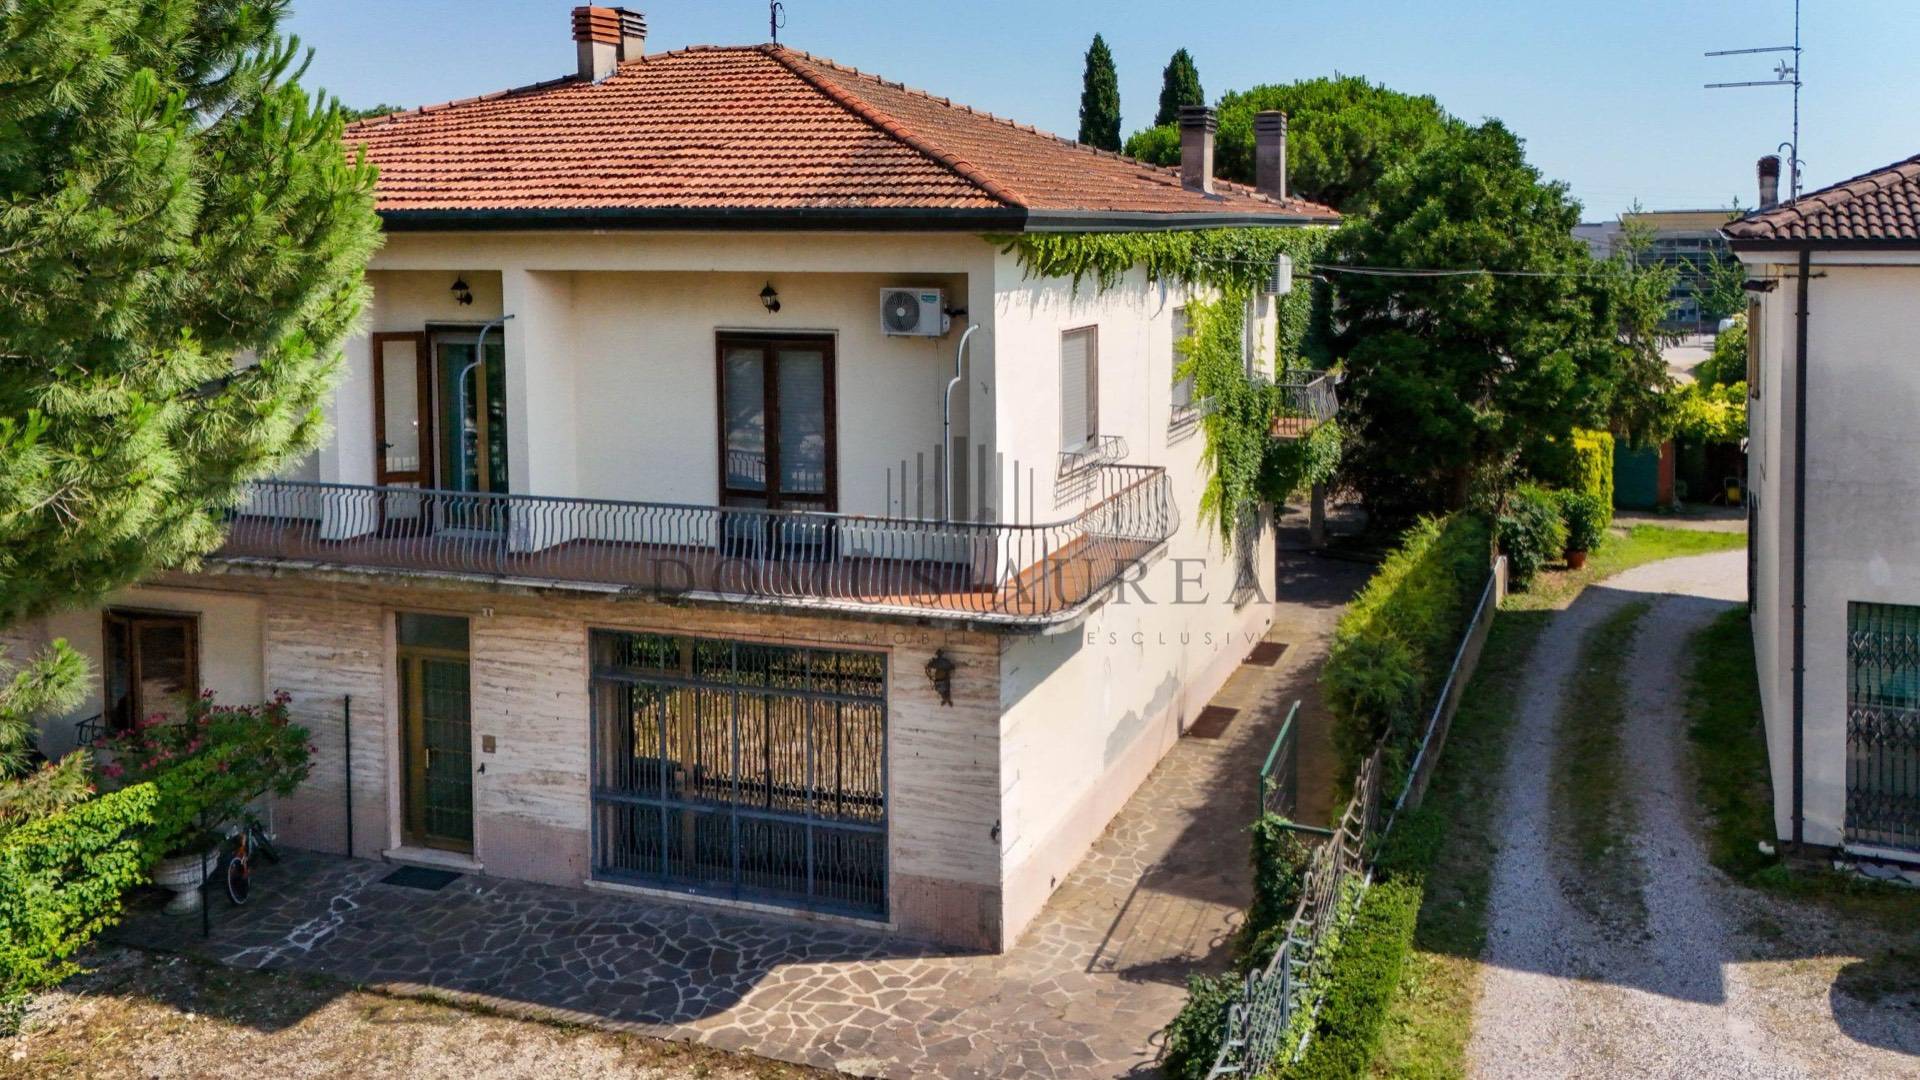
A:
1790 249 1810 849
943 323 978 521
457 314 515 492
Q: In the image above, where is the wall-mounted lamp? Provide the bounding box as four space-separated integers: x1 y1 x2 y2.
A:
759 281 781 314
924 650 955 707
451 276 474 306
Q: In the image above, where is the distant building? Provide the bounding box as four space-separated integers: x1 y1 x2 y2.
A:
1576 208 1739 331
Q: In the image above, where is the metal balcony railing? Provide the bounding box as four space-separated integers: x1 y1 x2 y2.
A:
1272 371 1340 439
217 467 1176 625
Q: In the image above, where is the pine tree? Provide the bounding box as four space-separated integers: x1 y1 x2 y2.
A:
1154 48 1204 127
1078 34 1122 151
0 1 380 626
0 643 91 837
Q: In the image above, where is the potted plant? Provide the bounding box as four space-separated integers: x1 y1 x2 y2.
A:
99 691 313 914
1558 490 1610 571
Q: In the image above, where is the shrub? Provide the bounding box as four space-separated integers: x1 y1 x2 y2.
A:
1696 315 1747 389
1162 972 1239 1080
1496 485 1566 588
1279 879 1422 1080
0 782 158 1032
100 691 313 858
1241 815 1314 967
1324 514 1491 785
1558 490 1610 554
1569 429 1614 516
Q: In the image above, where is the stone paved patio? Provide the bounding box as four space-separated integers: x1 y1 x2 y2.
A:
111 546 1365 1079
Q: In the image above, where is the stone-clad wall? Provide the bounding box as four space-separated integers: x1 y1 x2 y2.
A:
160 569 1008 949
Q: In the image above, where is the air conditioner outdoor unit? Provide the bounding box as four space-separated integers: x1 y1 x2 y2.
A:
880 287 949 337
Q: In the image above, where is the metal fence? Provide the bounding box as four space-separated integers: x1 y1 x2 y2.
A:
1207 557 1504 1078
218 466 1176 625
1277 371 1340 426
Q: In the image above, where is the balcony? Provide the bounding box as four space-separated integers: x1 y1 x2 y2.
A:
1270 371 1340 439
216 467 1177 627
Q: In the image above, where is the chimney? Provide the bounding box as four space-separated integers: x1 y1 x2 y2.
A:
1254 111 1288 201
573 7 645 82
1178 105 1217 195
1758 154 1781 210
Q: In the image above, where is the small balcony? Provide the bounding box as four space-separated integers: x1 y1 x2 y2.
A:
1270 371 1340 440
216 468 1177 627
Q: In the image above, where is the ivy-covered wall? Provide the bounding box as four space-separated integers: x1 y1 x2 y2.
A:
996 227 1338 540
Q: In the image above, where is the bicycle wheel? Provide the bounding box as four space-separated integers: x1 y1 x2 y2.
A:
225 853 251 905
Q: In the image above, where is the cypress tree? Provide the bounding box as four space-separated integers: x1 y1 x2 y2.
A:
1154 48 1204 127
0 0 380 624
1078 34 1122 151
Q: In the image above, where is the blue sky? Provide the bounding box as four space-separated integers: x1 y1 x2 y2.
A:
287 1 1918 220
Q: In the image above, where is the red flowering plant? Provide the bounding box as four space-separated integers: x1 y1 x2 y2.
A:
98 690 313 858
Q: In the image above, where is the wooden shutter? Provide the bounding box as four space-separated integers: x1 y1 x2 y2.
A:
1061 326 1098 451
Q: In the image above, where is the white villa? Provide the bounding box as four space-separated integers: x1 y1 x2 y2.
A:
1731 151 1920 865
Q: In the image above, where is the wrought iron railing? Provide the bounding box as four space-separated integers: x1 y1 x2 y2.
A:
217 467 1176 625
1271 371 1340 438
1258 701 1302 823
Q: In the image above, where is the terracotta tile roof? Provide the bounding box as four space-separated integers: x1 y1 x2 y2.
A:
343 44 1337 226
1724 154 1920 244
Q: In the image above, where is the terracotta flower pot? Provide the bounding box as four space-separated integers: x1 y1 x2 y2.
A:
1566 549 1589 570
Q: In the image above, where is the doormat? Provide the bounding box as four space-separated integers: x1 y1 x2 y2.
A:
1187 705 1239 739
1246 641 1290 667
379 866 461 891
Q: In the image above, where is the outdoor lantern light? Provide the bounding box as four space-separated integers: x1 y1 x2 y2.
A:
759 281 781 314
450 276 474 306
924 650 955 706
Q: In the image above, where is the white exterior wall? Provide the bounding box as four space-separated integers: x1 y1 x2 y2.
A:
990 256 1280 939
1742 254 1920 852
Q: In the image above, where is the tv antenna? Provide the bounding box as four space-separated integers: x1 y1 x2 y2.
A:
1706 0 1803 199
769 1 786 44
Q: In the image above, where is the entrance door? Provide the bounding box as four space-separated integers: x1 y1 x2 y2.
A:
588 631 887 916
433 332 509 533
397 613 473 852
372 332 434 529
717 334 836 557
102 610 200 732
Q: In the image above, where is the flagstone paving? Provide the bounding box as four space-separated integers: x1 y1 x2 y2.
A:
113 546 1366 1079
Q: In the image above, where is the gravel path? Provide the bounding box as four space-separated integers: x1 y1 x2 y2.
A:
1470 550 1920 1080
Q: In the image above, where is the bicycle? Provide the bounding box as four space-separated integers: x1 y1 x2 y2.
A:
223 815 281 905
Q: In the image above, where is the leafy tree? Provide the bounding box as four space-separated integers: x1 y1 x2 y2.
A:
0 0 381 625
0 644 92 836
1330 121 1673 518
1077 33 1122 151
1123 75 1457 212
1695 314 1748 388
1154 48 1204 127
340 102 403 122
1690 252 1748 324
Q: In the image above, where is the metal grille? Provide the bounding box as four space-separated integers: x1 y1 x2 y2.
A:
589 631 888 917
1846 602 1920 852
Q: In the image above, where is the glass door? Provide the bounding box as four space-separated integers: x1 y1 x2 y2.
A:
372 332 432 530
398 613 473 852
433 332 509 533
717 334 835 559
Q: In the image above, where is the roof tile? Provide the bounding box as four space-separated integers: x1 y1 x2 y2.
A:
344 44 1337 222
1725 155 1920 243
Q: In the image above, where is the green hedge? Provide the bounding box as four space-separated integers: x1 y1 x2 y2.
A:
0 782 158 1030
1495 485 1565 589
1277 879 1422 1080
1570 429 1614 516
1324 514 1492 786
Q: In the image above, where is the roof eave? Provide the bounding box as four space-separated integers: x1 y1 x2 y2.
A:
1021 209 1337 232
1724 233 1920 253
377 206 1030 233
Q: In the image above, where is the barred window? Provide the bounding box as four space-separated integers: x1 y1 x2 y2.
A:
1846 601 1920 852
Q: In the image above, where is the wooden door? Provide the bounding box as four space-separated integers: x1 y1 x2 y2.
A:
373 332 433 488
102 610 200 732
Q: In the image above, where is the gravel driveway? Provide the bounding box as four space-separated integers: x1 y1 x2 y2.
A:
1470 550 1920 1080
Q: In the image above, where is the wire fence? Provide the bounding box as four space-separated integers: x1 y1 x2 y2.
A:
1208 557 1505 1078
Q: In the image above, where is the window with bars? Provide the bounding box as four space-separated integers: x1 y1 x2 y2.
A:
1845 601 1920 852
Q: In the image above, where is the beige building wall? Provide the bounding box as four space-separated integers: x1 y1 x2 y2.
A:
1741 255 1920 852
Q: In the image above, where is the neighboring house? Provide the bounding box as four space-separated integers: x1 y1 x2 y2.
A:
12 7 1337 950
1577 208 1738 331
1728 152 1920 864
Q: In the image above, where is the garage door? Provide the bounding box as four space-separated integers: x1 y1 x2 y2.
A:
588 631 888 917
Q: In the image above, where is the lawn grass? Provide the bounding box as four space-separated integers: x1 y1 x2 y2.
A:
1550 600 1653 932
1682 609 1920 933
1505 525 1745 612
1370 523 1745 1079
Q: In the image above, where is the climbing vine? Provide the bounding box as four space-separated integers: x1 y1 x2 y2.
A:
997 228 1339 542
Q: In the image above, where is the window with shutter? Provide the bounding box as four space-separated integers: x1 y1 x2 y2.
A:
1061 326 1098 452
1170 307 1195 417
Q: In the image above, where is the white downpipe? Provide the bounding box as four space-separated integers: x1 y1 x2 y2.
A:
942 323 978 522
456 313 515 492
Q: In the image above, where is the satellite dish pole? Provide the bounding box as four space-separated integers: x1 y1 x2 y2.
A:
1706 0 1803 199
770 1 786 44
